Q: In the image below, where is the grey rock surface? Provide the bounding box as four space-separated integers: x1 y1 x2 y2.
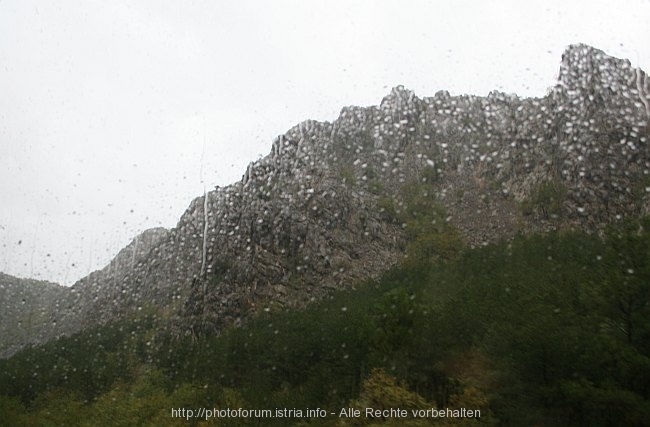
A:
2 44 648 357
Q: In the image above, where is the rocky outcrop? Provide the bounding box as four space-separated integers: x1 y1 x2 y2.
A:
2 44 649 356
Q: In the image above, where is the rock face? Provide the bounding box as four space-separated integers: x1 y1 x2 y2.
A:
2 44 649 357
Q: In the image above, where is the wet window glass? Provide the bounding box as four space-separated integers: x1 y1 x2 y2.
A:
1 1 649 425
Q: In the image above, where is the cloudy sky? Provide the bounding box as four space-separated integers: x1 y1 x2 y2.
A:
1 0 649 285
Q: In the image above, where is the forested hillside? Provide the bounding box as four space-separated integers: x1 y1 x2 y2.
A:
2 219 649 426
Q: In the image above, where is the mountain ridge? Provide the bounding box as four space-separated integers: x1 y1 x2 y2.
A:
1 43 649 358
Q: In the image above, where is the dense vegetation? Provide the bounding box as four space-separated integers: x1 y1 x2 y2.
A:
2 218 650 426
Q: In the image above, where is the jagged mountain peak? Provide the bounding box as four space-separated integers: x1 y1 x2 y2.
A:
3 45 650 358
380 85 422 113
558 43 642 98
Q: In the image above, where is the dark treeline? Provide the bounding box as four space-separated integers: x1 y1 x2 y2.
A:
1 220 650 426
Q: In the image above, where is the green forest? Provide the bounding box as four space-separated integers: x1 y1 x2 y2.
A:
2 218 650 426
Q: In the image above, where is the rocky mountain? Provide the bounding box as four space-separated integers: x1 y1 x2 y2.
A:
1 44 648 358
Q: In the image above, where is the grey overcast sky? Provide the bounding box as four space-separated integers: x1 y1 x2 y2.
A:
1 0 649 285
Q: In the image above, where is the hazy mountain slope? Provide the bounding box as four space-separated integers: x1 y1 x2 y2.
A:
1 44 648 357
0 273 67 357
